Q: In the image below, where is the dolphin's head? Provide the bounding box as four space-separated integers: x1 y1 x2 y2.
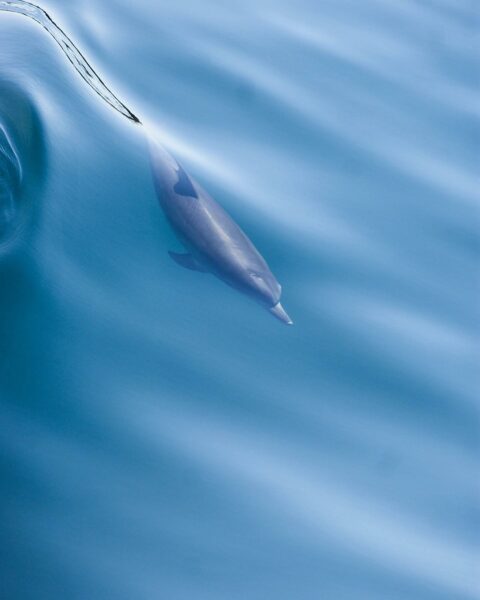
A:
246 270 293 325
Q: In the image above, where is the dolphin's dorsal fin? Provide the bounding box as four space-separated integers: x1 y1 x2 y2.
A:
173 165 198 198
168 251 206 272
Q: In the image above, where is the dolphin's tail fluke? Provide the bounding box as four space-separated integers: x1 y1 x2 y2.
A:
269 302 293 325
0 0 141 124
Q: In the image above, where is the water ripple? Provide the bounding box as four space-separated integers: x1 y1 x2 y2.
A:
0 122 22 240
0 80 45 251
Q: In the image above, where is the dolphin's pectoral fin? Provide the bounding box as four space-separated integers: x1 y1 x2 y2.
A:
168 251 207 272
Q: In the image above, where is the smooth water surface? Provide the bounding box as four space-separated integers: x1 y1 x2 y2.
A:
0 1 478 598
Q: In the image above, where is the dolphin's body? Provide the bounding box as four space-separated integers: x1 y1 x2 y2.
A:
150 141 292 325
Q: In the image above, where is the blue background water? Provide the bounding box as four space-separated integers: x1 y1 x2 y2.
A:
0 1 478 598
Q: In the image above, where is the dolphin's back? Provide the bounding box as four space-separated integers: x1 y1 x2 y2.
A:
150 141 273 283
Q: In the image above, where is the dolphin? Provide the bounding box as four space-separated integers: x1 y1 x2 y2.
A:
0 1 292 324
149 141 293 325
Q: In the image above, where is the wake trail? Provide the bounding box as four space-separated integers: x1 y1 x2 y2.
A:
0 0 141 124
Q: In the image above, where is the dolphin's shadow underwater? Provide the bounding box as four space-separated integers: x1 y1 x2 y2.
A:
0 0 292 324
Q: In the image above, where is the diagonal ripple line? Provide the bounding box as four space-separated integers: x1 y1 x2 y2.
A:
0 0 141 124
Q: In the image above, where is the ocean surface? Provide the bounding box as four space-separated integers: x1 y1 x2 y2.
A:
0 0 478 598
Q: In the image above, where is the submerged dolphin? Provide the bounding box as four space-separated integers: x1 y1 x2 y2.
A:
0 0 292 324
150 141 293 325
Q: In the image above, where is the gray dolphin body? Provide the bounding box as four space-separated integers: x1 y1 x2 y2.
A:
150 141 292 325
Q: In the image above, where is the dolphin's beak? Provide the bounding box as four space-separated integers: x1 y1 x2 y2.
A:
269 302 293 325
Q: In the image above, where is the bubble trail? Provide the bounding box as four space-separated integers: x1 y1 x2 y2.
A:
0 0 141 124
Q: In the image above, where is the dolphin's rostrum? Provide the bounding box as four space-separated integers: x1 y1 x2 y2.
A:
150 141 293 325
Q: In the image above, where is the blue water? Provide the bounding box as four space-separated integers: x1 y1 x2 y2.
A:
0 1 479 598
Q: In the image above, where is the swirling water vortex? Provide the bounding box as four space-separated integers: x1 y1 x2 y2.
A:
0 120 22 248
0 80 46 253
